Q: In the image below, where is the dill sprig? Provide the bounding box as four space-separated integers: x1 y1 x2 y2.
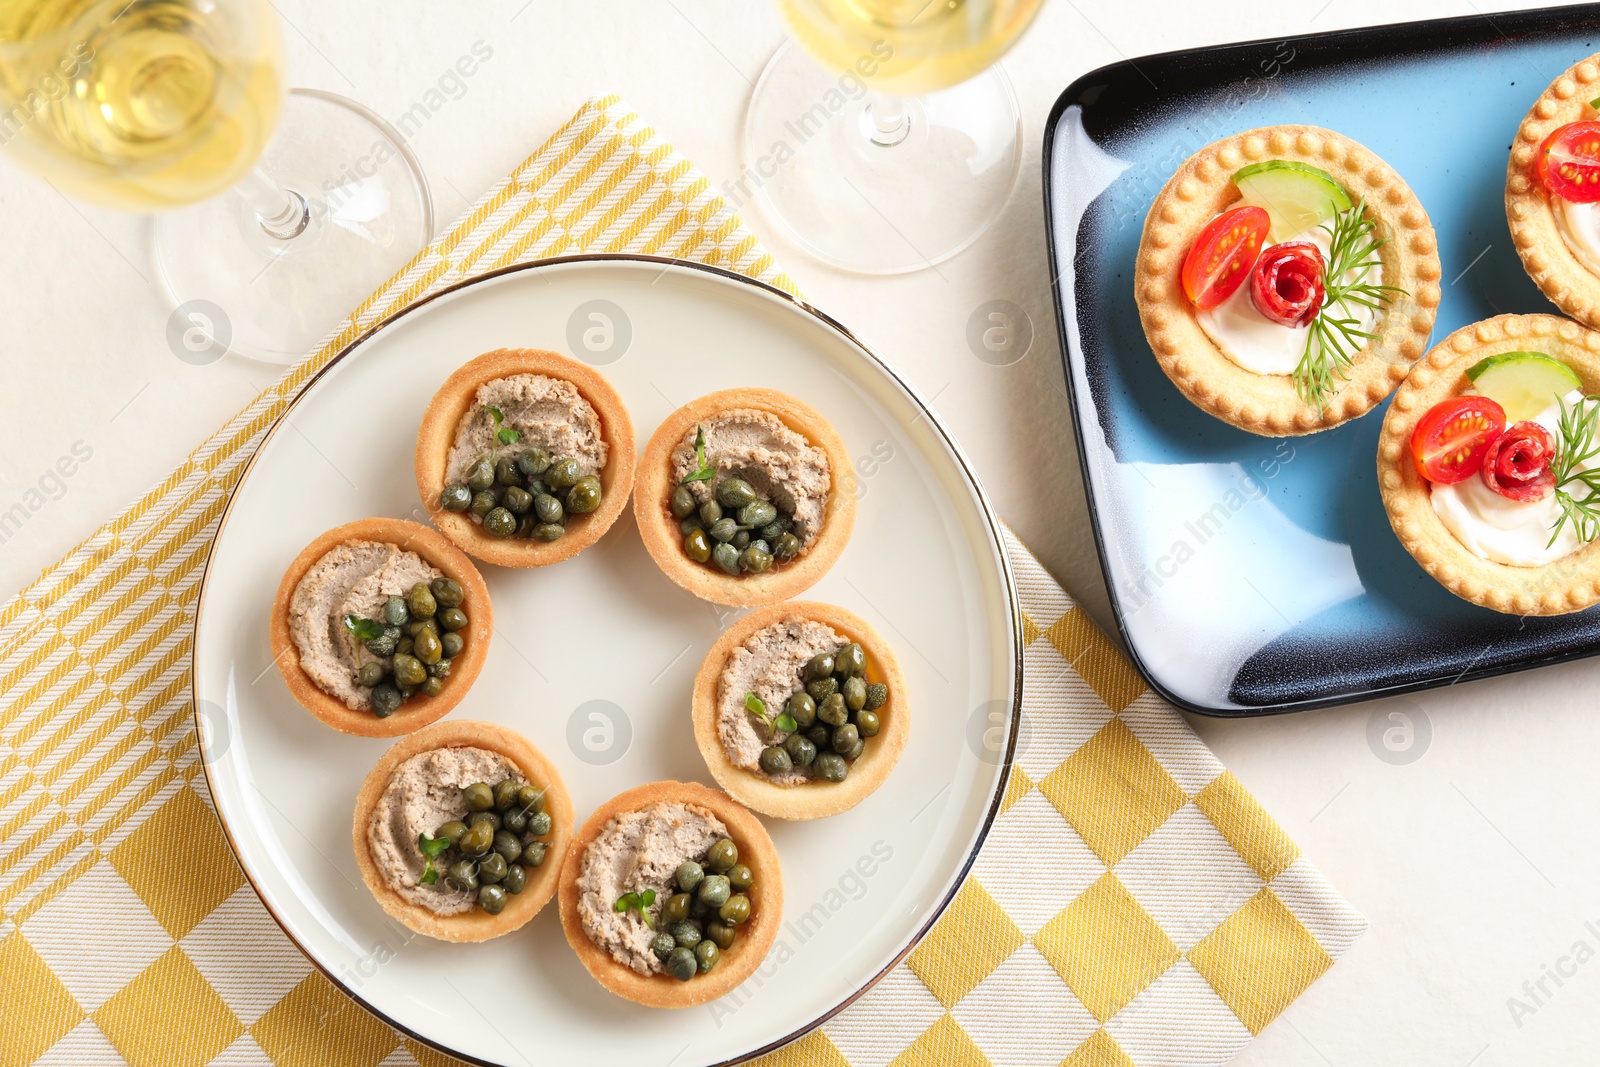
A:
1548 394 1600 547
1294 198 1407 411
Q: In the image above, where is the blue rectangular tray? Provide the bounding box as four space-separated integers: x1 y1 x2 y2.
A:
1044 4 1600 715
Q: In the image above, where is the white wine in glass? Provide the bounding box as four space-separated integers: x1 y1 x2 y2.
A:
0 0 433 364
747 0 1045 274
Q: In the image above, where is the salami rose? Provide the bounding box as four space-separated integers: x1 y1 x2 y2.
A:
1481 421 1556 502
1250 241 1326 327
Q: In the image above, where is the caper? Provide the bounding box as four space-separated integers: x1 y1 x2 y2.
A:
806 724 832 749
470 490 497 518
716 477 756 508
684 528 712 562
833 723 861 753
503 485 534 515
786 691 816 728
695 939 720 973
748 539 770 555
355 662 385 688
522 840 547 867
406 618 437 638
518 784 546 813
784 732 817 767
393 654 427 688
737 500 777 528
532 523 565 542
806 652 836 681
708 517 738 543
567 476 602 514
815 752 849 781
527 478 550 497
464 782 495 811
383 596 409 627
428 657 452 679
397 682 417 699
841 737 865 760
466 457 496 490
503 807 527 834
365 631 398 658
501 863 527 894
706 921 736 950
690 894 712 918
697 874 731 907
532 493 564 525
528 811 553 837
459 821 494 857
406 582 437 618
483 507 517 538
667 947 697 981
711 542 741 575
479 884 508 915
679 515 705 537
773 532 801 559
421 676 444 697
662 892 692 925
856 708 881 737
492 829 523 864
759 746 793 775
493 456 520 487
806 677 838 704
864 682 888 710
414 627 442 665
441 631 464 658
440 484 473 512
518 447 551 478
698 499 723 526
719 894 751 925
652 932 677 961
837 643 866 677
493 779 520 810
675 861 704 893
546 457 581 490
731 530 750 550
739 545 773 573
727 864 754 891
706 838 738 872
478 853 508 884
759 516 792 541
843 676 867 711
670 485 697 519
668 921 702 949
469 810 501 831
819 693 848 726
431 576 465 608
369 683 401 717
446 861 478 891
439 607 468 632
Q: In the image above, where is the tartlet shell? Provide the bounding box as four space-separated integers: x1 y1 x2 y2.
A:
556 781 783 1008
634 388 856 607
1377 312 1600 616
351 720 575 942
269 518 493 737
414 348 636 568
1134 124 1441 435
1506 54 1600 329
691 602 909 820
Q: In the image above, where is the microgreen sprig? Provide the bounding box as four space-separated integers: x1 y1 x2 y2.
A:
416 832 451 886
1294 197 1407 411
614 888 657 929
344 615 384 641
681 425 715 484
484 404 521 446
744 691 797 734
1548 394 1600 547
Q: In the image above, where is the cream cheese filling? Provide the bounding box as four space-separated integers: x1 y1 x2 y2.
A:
1553 196 1600 277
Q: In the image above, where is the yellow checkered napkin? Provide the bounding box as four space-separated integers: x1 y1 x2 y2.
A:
0 95 1363 1067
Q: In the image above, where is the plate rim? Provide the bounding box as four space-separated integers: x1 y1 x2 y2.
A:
189 252 1024 1066
1041 3 1600 718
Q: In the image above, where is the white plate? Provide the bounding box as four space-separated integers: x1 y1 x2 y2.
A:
193 256 1020 1067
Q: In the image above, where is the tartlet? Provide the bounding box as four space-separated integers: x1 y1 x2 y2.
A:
1135 124 1441 435
352 720 574 942
415 348 636 568
1507 54 1600 329
692 602 909 820
1378 313 1600 615
269 517 492 737
634 388 855 607
557 781 782 1008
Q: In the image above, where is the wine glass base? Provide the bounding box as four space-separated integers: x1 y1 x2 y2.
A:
153 89 434 366
742 40 1022 275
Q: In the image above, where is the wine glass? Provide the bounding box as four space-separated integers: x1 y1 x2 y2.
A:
743 0 1045 274
0 0 432 364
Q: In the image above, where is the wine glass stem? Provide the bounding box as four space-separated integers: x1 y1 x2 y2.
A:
864 93 912 148
236 166 310 240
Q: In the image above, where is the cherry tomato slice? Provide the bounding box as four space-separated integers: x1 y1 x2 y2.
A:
1481 421 1556 502
1410 396 1507 485
1537 121 1600 203
1250 241 1326 327
1181 206 1270 310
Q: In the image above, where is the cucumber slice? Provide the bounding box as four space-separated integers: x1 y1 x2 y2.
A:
1232 160 1354 242
1466 351 1583 421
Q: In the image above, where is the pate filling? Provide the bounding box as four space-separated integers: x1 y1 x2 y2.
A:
366 746 520 917
717 617 845 786
444 373 608 486
1431 389 1590 567
288 540 441 710
669 409 831 548
576 802 727 976
1196 222 1379 377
